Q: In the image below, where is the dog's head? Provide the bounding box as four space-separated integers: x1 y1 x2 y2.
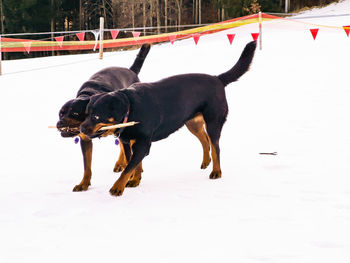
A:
56 97 90 137
80 92 130 138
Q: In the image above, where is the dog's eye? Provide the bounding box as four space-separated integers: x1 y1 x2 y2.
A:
93 115 100 120
72 112 79 116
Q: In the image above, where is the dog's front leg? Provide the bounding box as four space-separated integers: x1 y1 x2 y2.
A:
110 139 151 196
113 140 127 172
73 137 93 191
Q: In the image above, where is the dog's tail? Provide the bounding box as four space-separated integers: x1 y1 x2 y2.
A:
129 44 151 75
217 41 257 86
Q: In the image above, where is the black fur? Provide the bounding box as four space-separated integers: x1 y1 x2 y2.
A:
81 41 257 191
55 44 151 192
56 44 151 137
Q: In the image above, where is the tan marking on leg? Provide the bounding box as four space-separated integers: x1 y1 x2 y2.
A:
126 162 142 187
209 140 222 179
73 137 93 191
110 170 134 196
185 114 211 169
113 140 127 172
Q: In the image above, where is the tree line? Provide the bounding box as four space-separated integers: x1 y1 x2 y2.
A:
0 0 337 59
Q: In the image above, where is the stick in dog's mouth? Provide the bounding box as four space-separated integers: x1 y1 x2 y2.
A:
48 121 139 131
98 121 139 131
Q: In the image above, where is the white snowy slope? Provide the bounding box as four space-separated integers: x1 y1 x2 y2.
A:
1 1 350 262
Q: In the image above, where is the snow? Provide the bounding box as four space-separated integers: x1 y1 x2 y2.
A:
1 1 350 262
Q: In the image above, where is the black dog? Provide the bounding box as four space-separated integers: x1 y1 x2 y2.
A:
81 41 257 197
57 44 151 191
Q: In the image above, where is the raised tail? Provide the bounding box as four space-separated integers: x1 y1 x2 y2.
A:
129 44 151 75
217 41 257 86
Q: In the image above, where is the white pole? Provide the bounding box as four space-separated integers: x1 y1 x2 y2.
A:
258 11 262 50
0 35 2 75
285 0 289 13
99 17 104 60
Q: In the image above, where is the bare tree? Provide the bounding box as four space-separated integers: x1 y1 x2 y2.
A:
79 0 83 29
156 0 160 34
143 0 146 34
175 0 182 30
1 0 4 34
50 0 54 55
164 0 168 32
195 0 198 23
199 0 201 24
131 0 135 28
149 0 153 28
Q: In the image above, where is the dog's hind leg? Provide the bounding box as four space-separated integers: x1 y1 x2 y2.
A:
110 139 151 196
185 114 211 169
203 109 227 179
113 140 127 173
73 137 93 191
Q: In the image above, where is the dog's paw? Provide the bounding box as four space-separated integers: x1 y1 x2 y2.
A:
209 171 221 179
113 164 125 173
126 178 141 188
109 186 125 196
73 183 90 192
201 157 211 169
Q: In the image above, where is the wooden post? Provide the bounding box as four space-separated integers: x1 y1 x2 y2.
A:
258 11 262 50
285 0 289 13
99 17 104 60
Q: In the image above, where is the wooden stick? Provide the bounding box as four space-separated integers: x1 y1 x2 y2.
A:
48 121 139 131
99 121 139 131
48 126 79 130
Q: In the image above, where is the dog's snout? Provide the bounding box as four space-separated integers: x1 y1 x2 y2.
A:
56 120 65 128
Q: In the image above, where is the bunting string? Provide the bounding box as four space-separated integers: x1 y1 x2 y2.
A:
0 12 349 54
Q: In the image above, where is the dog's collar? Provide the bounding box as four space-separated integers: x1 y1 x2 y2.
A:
114 110 129 138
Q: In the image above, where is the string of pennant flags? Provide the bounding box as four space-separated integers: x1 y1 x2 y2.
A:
0 13 263 53
1 13 350 54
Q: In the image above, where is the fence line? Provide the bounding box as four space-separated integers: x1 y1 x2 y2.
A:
0 23 212 38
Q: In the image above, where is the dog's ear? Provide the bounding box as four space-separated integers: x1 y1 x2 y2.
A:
107 92 130 121
75 96 90 113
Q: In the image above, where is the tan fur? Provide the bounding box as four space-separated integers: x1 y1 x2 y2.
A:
185 114 211 169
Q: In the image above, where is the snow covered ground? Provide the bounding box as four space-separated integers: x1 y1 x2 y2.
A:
1 1 350 262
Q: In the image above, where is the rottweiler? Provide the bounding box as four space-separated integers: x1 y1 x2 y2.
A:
56 44 151 191
80 41 257 197
57 44 211 192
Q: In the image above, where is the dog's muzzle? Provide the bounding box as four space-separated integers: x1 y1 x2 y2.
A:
56 120 80 137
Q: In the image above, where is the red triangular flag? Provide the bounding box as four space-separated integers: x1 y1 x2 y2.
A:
251 33 259 41
110 30 119 39
23 41 32 54
193 34 200 45
227 34 235 44
169 34 177 44
343 25 350 37
76 32 85 41
310 28 319 40
55 36 64 48
132 31 141 38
